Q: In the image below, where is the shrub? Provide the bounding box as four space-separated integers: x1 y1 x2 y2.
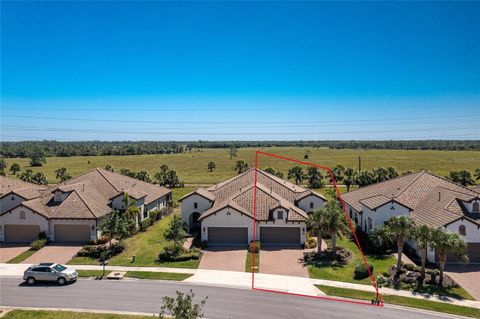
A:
76 241 125 259
335 247 353 264
159 245 201 262
140 218 151 231
149 210 161 221
37 231 48 240
248 240 261 253
354 263 374 279
31 239 47 251
304 237 317 249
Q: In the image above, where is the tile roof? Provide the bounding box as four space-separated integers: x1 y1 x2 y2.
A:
198 169 321 222
342 171 480 227
0 175 46 199
1 168 171 220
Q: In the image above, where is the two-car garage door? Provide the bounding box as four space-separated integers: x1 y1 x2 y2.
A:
260 227 300 245
54 225 91 243
4 225 40 243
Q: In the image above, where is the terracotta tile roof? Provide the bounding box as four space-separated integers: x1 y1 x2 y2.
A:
0 176 46 198
178 188 216 202
199 169 318 222
342 171 480 227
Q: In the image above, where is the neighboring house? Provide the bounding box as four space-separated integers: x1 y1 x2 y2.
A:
342 171 480 263
0 168 172 243
180 168 326 245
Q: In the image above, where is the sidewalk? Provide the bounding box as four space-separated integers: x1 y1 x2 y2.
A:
2 262 479 309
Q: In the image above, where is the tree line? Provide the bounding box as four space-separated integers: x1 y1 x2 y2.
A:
2 139 480 158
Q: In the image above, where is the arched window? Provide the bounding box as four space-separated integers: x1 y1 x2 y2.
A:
459 225 466 236
473 201 480 213
19 210 26 219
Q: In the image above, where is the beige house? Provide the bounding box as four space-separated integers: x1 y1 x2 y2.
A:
180 168 326 245
0 168 171 243
342 171 480 263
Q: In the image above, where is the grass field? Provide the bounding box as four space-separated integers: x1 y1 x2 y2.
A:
317 285 480 319
2 310 155 319
4 147 480 185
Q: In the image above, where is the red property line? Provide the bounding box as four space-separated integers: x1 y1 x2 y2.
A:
252 150 384 307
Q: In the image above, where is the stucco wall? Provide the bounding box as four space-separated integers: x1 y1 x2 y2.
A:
361 201 410 232
0 206 49 241
181 194 212 229
145 195 168 212
461 199 480 214
0 193 25 213
297 195 325 213
200 207 253 242
445 219 480 243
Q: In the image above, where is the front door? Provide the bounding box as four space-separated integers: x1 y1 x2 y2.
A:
191 212 201 232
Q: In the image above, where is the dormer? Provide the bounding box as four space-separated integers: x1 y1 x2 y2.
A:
53 190 70 203
460 196 480 214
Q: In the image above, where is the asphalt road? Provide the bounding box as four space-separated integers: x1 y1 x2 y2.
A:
0 278 459 319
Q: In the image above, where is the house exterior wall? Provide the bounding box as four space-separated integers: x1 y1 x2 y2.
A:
461 199 480 213
0 206 49 241
258 206 306 244
200 207 253 242
111 195 146 220
49 219 97 241
181 194 213 229
297 195 325 213
361 202 410 233
445 219 480 243
145 195 168 212
0 193 25 213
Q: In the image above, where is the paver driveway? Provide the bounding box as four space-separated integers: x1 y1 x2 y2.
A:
22 244 82 265
199 246 247 272
446 264 480 301
259 246 309 278
0 244 30 263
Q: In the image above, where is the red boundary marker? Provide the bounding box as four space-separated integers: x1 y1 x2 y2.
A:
251 150 384 307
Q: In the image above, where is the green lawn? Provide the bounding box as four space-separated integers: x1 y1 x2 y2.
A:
76 270 105 277
124 270 192 281
2 310 155 319
5 147 480 185
307 238 395 285
245 252 259 273
6 249 37 263
69 213 200 268
317 285 480 319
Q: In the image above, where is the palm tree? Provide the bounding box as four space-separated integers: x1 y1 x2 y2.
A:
234 160 248 174
474 168 480 181
122 192 140 222
343 168 357 191
306 167 324 189
357 170 375 187
412 224 433 280
207 162 216 172
431 229 468 285
330 165 345 184
9 163 20 175
372 216 416 277
373 167 389 183
288 166 305 185
307 210 324 256
55 167 71 182
319 200 350 256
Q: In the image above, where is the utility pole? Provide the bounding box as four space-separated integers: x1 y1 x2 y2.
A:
358 156 362 172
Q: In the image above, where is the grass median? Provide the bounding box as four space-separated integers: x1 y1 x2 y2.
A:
2 309 154 319
76 269 192 281
6 249 37 264
245 251 259 273
316 285 480 319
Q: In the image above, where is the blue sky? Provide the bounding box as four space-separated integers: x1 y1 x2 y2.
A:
1 1 479 141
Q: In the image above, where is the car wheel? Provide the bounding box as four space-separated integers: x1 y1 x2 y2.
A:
57 277 66 286
26 277 35 286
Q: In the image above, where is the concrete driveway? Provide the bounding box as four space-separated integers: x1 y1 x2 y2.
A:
446 264 480 301
199 246 247 272
259 246 309 278
22 244 83 265
0 244 30 263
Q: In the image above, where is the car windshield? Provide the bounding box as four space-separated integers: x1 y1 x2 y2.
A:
53 264 67 272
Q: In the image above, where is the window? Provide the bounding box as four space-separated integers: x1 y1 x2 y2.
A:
277 211 284 220
268 211 274 221
349 209 353 219
368 217 373 230
309 202 314 209
194 202 198 209
459 225 466 236
19 210 26 220
473 201 480 213
143 210 148 219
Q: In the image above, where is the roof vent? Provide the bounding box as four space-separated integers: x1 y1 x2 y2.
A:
438 192 441 201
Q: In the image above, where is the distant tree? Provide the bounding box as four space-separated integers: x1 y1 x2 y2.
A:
234 160 249 174
343 168 358 191
330 165 345 184
264 167 276 175
159 290 207 319
29 146 47 167
372 167 389 183
306 167 324 189
475 168 480 181
120 168 135 178
357 170 375 187
156 167 182 188
0 157 6 171
0 170 5 176
447 170 475 186
431 229 468 285
288 166 305 185
105 164 114 172
207 162 216 172
9 163 21 175
55 167 72 182
135 170 151 182
19 169 34 183
275 171 284 178
228 146 238 159
371 216 416 278
32 172 48 185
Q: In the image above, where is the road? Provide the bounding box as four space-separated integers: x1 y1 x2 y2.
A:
0 278 459 319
